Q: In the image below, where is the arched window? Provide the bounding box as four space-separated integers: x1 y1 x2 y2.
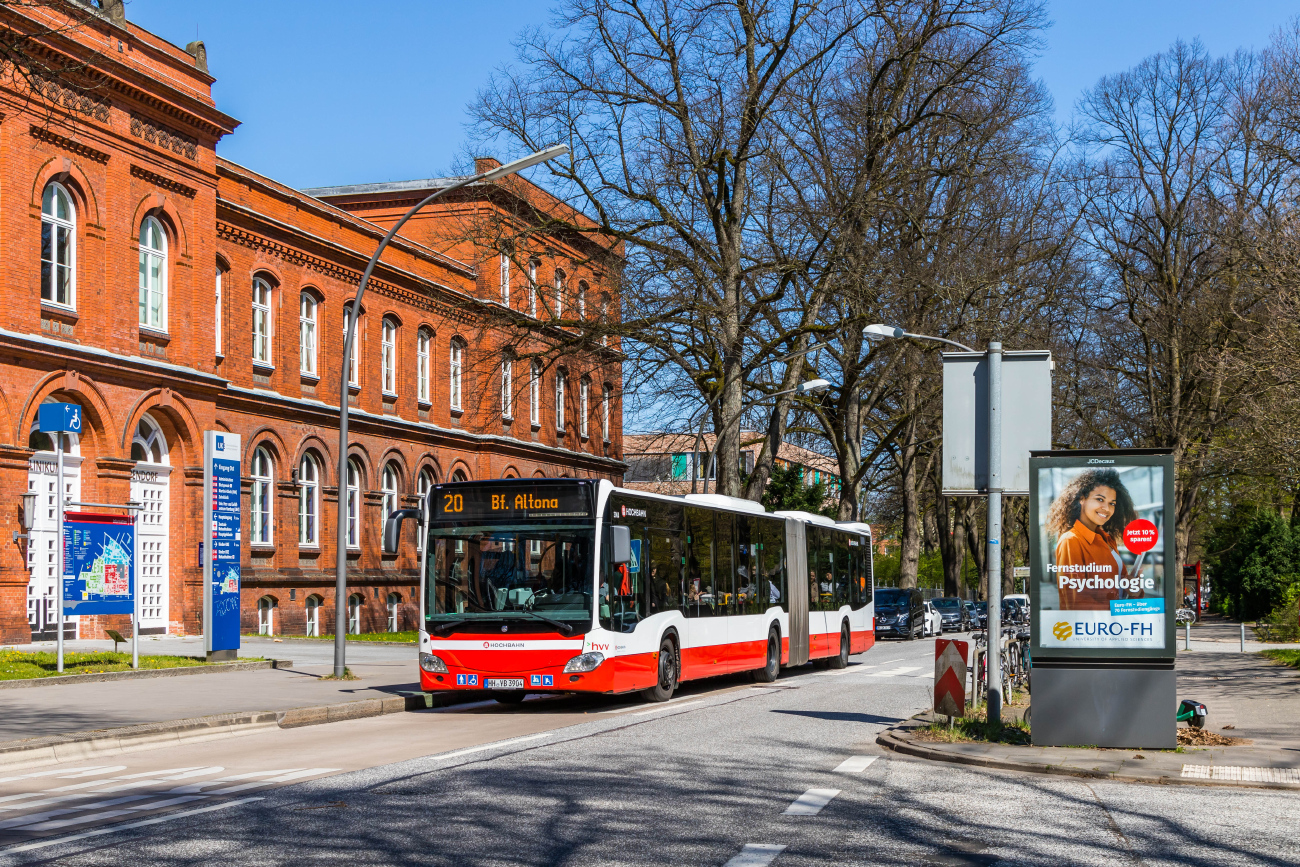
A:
451 469 469 483
600 293 611 347
139 216 167 330
499 252 510 305
346 458 362 549
305 594 322 637
130 415 168 464
251 446 274 545
344 304 360 387
578 281 588 320
387 592 402 633
449 339 464 410
41 182 75 308
416 468 433 553
258 596 276 636
501 357 513 419
381 461 400 524
530 360 541 426
298 452 320 546
553 269 565 318
299 293 318 376
252 277 273 366
555 370 566 432
528 259 539 317
215 265 225 356
348 593 363 635
580 377 590 439
602 384 612 443
381 317 397 395
417 328 432 404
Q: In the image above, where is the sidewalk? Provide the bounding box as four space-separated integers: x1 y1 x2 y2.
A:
879 645 1300 789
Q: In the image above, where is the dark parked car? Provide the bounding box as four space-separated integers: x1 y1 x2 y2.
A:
931 597 970 632
875 587 924 640
974 601 988 629
962 599 977 625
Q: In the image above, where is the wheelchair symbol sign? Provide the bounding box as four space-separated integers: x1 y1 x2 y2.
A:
628 539 641 574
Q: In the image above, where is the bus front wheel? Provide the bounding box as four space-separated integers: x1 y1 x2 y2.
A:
642 636 678 702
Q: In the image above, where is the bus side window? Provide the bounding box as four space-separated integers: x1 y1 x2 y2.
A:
715 512 735 616
648 531 681 613
684 507 714 618
736 514 756 614
834 531 850 609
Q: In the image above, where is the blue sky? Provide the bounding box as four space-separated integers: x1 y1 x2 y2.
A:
125 0 1298 189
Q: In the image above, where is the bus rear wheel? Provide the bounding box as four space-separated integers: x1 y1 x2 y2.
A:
490 691 527 705
753 628 780 683
829 624 850 669
642 636 678 702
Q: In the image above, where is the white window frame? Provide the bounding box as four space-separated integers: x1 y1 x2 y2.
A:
528 260 538 317
305 595 321 637
348 594 362 635
138 216 167 331
344 306 360 387
387 592 401 633
416 469 433 553
501 359 513 419
298 452 319 546
381 462 400 524
449 340 464 411
602 385 612 443
346 458 362 549
500 253 510 306
578 281 587 320
258 596 275 636
530 361 541 426
381 318 397 395
299 293 318 376
417 329 431 404
556 372 566 432
251 446 274 546
215 267 224 357
41 182 76 310
252 277 273 367
580 378 589 438
554 270 564 318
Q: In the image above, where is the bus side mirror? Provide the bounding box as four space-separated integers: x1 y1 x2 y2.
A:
610 525 631 564
383 508 422 554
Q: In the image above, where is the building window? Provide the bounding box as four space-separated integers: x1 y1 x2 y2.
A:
500 253 510 305
501 358 513 419
449 339 464 410
381 462 400 524
578 281 588 320
300 293 318 376
553 270 565 318
417 329 432 403
600 293 611 347
381 318 397 395
416 468 433 553
298 452 320 546
258 596 276 636
580 378 590 438
556 372 566 432
530 361 541 426
602 385 612 442
348 593 362 635
40 182 75 309
344 305 360 387
346 458 362 549
252 277 273 366
251 446 274 545
528 259 538 317
215 267 224 356
138 216 167 330
305 595 322 637
387 592 401 633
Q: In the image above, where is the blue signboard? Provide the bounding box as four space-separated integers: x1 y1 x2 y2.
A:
628 539 641 574
62 513 134 615
39 402 82 433
204 431 242 654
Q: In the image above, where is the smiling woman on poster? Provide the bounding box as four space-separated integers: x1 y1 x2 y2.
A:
1045 469 1140 610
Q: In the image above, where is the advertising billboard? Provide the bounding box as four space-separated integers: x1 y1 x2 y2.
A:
1029 450 1176 660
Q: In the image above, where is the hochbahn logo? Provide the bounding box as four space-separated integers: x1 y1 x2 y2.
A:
483 641 525 649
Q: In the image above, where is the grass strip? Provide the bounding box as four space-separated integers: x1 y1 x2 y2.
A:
0 650 253 681
245 631 417 643
1262 648 1300 670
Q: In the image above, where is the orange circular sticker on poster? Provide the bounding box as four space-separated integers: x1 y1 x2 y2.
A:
1123 519 1158 555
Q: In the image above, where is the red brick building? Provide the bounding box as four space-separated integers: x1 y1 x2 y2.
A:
0 2 624 643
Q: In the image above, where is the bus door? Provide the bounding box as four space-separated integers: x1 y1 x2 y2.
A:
784 518 810 666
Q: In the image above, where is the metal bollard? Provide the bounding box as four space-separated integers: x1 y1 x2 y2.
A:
1185 621 1191 651
1240 622 1245 652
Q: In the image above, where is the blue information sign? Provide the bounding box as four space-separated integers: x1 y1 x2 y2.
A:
204 432 242 654
39 402 82 433
62 513 134 615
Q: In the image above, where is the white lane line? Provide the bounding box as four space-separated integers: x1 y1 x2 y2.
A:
0 766 124 784
863 666 921 677
17 795 208 832
834 756 877 773
629 699 706 716
783 788 840 816
0 796 152 830
724 843 786 866
0 796 264 855
200 769 340 796
431 734 550 763
814 667 863 677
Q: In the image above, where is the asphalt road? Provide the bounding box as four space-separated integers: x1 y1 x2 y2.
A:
2 633 1298 866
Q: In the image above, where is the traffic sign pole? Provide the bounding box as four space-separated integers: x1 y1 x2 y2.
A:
55 431 64 673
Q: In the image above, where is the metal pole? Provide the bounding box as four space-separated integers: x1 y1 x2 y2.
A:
56 433 65 673
1184 621 1191 651
986 341 1003 723
132 508 139 670
1240 622 1245 652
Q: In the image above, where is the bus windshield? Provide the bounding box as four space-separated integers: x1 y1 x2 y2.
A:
427 525 595 629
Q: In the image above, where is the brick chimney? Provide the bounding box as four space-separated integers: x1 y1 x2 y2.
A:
475 156 502 175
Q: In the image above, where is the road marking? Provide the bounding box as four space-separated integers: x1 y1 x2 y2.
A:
833 756 877 773
783 788 840 816
431 734 550 763
0 766 124 785
863 666 920 677
813 668 861 676
0 797 264 855
629 699 706 716
724 843 786 866
1181 765 1300 783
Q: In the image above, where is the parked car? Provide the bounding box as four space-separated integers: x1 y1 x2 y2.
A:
931 597 970 632
875 587 925 640
922 601 943 637
974 601 988 629
962 600 977 625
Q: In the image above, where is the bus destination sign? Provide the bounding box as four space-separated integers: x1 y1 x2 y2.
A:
432 483 592 521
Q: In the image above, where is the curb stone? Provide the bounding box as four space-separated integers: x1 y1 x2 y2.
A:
0 659 293 689
876 714 1300 791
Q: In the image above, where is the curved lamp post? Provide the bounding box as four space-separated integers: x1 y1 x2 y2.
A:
333 144 570 678
701 378 833 495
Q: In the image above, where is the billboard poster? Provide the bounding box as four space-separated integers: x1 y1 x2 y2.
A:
203 431 242 654
1029 450 1176 659
62 512 134 615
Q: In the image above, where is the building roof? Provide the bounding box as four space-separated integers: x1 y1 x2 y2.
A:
301 177 475 198
624 431 839 476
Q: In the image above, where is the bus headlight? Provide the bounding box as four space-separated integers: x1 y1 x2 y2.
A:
563 652 605 673
419 652 449 673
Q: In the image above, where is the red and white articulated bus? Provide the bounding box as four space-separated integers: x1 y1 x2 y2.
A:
383 478 875 703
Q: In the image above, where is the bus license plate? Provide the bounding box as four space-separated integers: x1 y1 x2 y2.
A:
485 678 525 690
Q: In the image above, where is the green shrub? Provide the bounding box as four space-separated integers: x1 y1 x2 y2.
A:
1206 505 1300 621
1265 585 1300 643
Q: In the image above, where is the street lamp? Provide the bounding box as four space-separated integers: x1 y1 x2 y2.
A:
863 323 1008 724
333 143 570 679
701 379 833 496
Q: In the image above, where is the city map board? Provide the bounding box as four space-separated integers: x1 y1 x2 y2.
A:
62 512 134 615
